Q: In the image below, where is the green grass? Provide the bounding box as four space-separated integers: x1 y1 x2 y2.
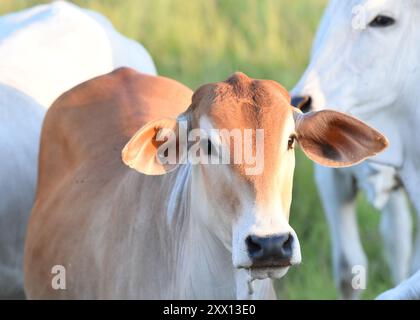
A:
0 0 394 299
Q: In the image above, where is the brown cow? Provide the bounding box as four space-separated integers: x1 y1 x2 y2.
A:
24 68 387 299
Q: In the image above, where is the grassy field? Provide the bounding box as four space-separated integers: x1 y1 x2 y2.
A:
0 0 394 299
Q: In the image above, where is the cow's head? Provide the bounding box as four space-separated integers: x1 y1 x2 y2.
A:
292 0 419 166
122 72 387 284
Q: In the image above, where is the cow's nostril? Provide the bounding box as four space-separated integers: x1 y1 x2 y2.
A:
284 234 292 247
246 235 263 258
282 234 293 255
291 95 312 113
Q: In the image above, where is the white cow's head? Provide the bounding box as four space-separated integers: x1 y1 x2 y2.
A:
122 72 387 284
292 0 420 167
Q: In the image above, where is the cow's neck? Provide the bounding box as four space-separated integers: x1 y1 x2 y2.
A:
164 164 236 299
396 93 420 214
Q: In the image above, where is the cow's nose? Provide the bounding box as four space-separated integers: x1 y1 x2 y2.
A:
291 95 312 113
246 234 294 266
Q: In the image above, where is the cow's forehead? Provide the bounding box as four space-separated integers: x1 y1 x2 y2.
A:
187 73 295 196
189 72 293 129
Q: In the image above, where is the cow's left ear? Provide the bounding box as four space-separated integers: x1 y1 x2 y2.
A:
294 109 388 168
122 118 183 175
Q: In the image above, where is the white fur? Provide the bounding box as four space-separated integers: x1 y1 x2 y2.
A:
0 85 44 299
0 1 156 107
376 269 420 300
166 165 191 224
292 0 418 299
0 1 156 298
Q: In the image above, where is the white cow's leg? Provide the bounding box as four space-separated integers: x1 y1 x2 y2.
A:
315 165 367 300
410 180 420 274
411 215 420 273
399 163 420 274
379 187 412 284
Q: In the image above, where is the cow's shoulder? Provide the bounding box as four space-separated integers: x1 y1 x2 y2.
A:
45 67 191 153
50 67 191 125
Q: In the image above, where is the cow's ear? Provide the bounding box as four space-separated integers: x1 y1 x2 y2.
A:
122 118 183 175
294 109 388 168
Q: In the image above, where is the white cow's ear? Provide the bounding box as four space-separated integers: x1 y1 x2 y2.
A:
294 109 389 168
122 118 182 175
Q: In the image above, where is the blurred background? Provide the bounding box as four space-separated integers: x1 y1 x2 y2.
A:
0 0 395 299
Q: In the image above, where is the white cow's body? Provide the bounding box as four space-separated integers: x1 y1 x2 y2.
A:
0 0 156 107
292 0 420 299
0 1 156 298
0 85 43 299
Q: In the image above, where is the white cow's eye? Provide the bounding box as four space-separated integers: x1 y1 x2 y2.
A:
369 15 396 28
288 135 296 150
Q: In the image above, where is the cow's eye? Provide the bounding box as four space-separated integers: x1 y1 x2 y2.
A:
207 139 212 155
201 139 213 156
369 15 396 28
288 135 296 150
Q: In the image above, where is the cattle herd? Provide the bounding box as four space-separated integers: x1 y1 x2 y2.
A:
1 0 419 300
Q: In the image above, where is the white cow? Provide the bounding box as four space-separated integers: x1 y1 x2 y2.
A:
0 0 156 299
292 0 420 299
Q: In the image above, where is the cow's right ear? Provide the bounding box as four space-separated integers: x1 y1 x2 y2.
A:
122 118 182 175
294 109 389 168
